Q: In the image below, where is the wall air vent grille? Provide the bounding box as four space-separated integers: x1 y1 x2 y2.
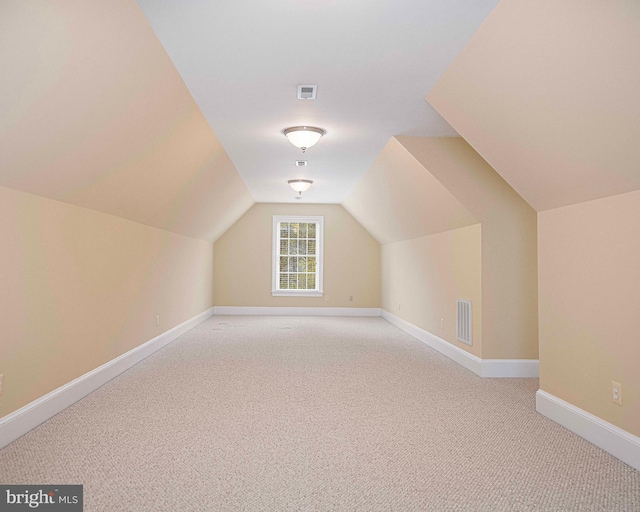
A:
456 299 472 346
297 84 317 100
295 160 308 167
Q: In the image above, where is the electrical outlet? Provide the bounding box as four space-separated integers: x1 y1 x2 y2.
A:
398 303 401 311
440 318 444 329
349 295 353 302
612 381 622 406
324 294 330 302
0 374 4 397
156 315 160 327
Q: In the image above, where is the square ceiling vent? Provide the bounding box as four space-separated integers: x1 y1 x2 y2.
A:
297 84 317 100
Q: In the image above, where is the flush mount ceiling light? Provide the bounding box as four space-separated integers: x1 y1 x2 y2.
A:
288 179 313 199
283 126 325 153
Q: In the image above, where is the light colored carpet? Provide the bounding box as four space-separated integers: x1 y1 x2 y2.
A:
0 316 638 511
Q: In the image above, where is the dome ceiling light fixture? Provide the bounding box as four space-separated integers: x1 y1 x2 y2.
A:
288 179 313 200
283 126 325 153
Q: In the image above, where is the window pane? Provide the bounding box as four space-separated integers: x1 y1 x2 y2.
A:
274 217 322 295
307 257 316 272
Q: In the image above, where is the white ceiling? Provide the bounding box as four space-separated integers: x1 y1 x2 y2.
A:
136 0 499 204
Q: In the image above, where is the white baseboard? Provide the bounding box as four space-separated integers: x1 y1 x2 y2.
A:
381 309 483 375
0 307 215 450
480 358 539 378
213 306 381 317
381 309 538 378
536 390 640 472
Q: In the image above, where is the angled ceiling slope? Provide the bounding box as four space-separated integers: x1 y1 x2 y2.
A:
427 0 640 211
0 0 253 242
343 137 478 245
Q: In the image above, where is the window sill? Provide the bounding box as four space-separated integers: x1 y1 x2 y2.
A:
271 290 323 297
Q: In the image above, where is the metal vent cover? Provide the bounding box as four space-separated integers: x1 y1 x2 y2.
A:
456 299 472 346
297 84 317 100
295 160 308 167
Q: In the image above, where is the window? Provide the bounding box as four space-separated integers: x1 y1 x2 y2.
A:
272 215 324 297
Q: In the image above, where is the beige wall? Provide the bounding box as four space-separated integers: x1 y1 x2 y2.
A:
539 190 640 437
396 137 538 360
0 185 214 418
214 204 380 308
346 136 537 360
382 225 482 358
423 0 639 440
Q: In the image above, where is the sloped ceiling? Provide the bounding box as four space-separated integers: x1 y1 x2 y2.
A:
0 0 253 242
396 137 536 224
342 137 478 245
427 0 640 211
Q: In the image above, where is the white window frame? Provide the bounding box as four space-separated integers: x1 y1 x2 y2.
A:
272 215 324 297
